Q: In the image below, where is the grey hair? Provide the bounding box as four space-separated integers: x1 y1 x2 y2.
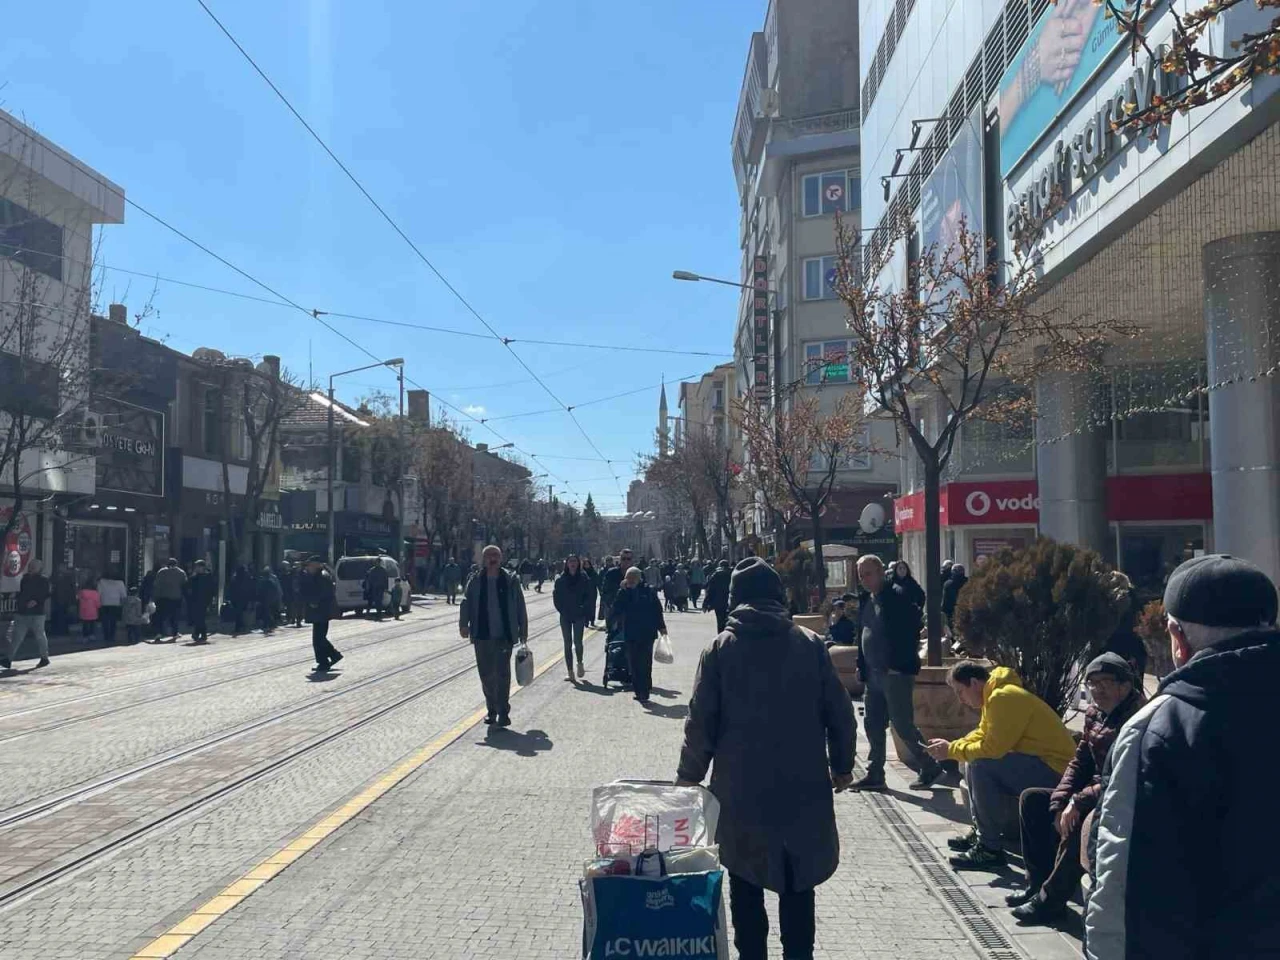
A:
1168 614 1261 651
481 544 502 558
625 566 643 579
26 559 42 574
856 554 884 571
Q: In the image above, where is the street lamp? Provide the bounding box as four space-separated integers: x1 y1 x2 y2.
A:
671 270 773 293
328 358 403 565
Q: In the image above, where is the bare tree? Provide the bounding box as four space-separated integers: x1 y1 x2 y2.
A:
735 390 874 604
835 216 1134 663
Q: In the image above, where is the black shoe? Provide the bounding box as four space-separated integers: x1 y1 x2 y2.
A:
0 658 10 670
36 657 50 668
329 651 344 668
949 845 1007 871
315 660 330 672
484 714 496 725
947 828 979 852
910 764 946 790
851 774 888 793
497 714 511 727
1005 886 1041 908
1011 897 1067 926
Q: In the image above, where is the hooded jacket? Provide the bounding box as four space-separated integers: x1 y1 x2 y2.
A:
703 567 732 613
1085 628 1280 960
946 667 1075 772
678 600 855 893
1049 689 1144 817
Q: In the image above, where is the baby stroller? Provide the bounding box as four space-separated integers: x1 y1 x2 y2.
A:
603 623 631 689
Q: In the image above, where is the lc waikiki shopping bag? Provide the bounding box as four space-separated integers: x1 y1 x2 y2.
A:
582 871 728 959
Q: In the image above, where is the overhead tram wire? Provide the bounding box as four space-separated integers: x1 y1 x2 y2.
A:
121 197 581 503
193 0 632 497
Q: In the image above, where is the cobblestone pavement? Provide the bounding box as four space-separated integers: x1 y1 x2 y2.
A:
167 609 990 960
0 595 561 960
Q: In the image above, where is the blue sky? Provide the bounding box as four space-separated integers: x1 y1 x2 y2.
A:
2 0 760 513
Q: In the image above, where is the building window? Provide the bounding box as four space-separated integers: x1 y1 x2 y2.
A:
0 350 58 420
801 169 860 218
201 387 221 457
713 383 725 410
802 255 842 300
804 340 853 385
0 198 63 281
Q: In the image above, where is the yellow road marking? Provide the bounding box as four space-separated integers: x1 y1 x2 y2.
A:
129 642 564 959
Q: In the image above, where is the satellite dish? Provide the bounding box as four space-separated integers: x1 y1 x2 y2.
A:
858 502 886 535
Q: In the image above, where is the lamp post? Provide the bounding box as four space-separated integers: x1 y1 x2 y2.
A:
327 358 403 565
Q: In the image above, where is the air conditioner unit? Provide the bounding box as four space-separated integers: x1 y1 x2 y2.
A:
760 88 780 117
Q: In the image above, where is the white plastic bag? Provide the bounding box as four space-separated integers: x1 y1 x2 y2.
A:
514 641 534 686
654 634 674 665
591 780 720 854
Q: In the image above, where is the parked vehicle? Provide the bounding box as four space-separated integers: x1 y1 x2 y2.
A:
333 556 409 615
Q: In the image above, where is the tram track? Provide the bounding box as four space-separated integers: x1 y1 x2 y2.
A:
0 600 479 726
0 615 567 911
0 604 558 744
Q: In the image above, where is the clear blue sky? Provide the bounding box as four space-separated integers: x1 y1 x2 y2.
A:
3 0 761 512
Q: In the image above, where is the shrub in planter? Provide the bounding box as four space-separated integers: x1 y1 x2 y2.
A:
953 538 1126 716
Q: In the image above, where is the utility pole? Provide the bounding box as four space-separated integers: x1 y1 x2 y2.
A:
327 379 336 565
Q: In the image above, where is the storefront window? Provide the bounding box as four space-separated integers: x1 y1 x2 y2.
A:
1118 524 1205 598
1112 363 1205 472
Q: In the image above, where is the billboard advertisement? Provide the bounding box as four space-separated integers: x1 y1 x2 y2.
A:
998 0 1123 176
920 106 984 303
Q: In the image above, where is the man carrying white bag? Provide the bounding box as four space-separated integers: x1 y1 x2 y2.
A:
675 558 856 960
582 780 729 959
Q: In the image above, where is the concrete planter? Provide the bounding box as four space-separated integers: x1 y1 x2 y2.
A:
891 664 980 771
827 645 864 698
793 614 827 635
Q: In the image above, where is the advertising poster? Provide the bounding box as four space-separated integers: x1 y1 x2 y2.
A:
998 0 1122 176
920 106 984 303
0 506 33 594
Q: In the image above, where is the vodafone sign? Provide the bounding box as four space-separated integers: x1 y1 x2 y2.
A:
894 480 1040 532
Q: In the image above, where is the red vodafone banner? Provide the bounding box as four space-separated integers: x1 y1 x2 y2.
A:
894 490 925 533
944 480 1039 525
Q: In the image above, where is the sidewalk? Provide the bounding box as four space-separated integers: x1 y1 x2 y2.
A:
164 609 998 960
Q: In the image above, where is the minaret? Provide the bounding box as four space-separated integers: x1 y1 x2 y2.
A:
658 380 669 458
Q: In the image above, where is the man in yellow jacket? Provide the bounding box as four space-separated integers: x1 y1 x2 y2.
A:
925 661 1076 871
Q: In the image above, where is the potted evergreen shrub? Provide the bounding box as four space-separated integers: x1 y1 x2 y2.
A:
952 538 1126 716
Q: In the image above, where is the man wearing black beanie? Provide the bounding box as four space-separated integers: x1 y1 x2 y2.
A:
1086 554 1280 959
677 557 855 960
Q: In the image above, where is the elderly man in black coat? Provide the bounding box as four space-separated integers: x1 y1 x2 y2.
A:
677 557 856 960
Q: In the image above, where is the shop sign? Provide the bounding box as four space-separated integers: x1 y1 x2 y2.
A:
946 480 1040 525
90 399 165 497
1106 473 1212 522
0 505 33 593
256 502 283 531
1006 46 1170 250
752 255 770 399
894 490 925 534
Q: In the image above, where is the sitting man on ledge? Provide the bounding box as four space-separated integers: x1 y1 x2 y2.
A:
1008 652 1144 924
926 661 1076 870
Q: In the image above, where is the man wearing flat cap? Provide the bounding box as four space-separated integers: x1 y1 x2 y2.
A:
1086 554 1280 960
1009 652 1144 926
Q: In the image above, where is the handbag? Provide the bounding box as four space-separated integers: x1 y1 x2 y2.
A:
654 634 674 665
514 641 534 686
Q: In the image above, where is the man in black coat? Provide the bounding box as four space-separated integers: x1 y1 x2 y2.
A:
187 560 217 643
703 559 732 633
609 566 666 703
302 557 343 671
1086 555 1280 960
677 557 855 960
552 554 594 681
363 561 390 621
853 554 943 792
598 548 632 623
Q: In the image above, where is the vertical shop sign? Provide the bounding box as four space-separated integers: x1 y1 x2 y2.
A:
752 255 770 399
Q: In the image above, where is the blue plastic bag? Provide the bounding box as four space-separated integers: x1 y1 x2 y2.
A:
583 870 727 958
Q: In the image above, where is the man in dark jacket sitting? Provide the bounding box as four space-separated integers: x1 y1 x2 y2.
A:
676 557 855 960
852 554 943 792
1010 652 1143 925
1086 555 1280 960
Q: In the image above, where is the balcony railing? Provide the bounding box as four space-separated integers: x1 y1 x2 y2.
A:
776 108 860 139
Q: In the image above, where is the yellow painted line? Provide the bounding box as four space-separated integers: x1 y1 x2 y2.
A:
129 642 566 959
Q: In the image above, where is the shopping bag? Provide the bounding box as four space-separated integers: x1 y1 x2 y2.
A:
514 641 534 686
654 634 674 665
591 781 719 854
582 871 728 959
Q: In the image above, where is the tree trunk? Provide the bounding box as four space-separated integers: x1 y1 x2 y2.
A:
923 458 944 666
811 511 827 603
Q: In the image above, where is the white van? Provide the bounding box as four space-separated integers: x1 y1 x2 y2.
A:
334 555 410 615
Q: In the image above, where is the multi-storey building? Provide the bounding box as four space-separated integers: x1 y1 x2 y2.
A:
730 0 900 557
864 0 1280 591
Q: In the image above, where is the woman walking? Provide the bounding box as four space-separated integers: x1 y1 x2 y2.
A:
553 554 594 682
581 556 601 627
96 569 127 644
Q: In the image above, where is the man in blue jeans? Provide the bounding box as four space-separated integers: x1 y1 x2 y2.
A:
852 555 944 792
2 559 51 669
